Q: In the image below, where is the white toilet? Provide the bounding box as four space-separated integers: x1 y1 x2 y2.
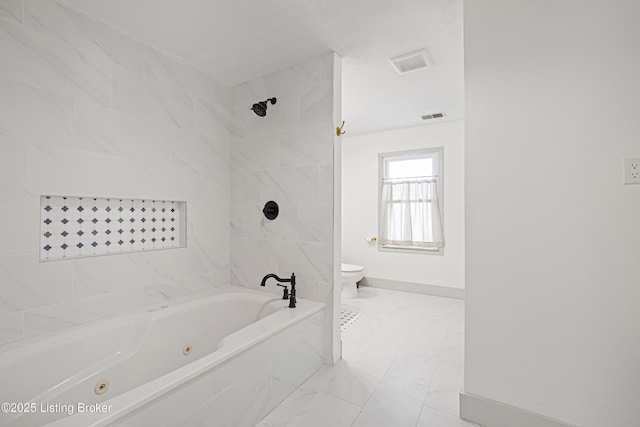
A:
341 263 365 299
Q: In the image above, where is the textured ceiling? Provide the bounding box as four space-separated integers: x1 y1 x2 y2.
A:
66 0 463 134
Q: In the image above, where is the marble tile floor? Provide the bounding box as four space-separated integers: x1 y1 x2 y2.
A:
256 287 482 427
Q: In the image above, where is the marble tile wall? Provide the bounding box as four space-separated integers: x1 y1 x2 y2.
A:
0 0 231 345
229 52 338 362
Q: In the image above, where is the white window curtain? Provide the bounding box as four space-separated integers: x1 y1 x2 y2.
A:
379 177 444 248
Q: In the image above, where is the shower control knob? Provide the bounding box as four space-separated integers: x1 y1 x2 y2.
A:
263 201 279 220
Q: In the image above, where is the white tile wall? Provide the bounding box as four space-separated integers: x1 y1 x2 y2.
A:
279 123 334 167
0 136 26 196
0 1 231 346
23 0 145 73
22 289 141 338
318 163 334 202
169 238 228 278
0 17 113 106
72 251 172 298
0 253 73 315
229 52 338 362
0 312 22 344
230 238 278 272
0 2 336 365
193 97 234 139
143 47 230 104
112 66 194 129
0 0 22 25
0 196 39 257
0 79 74 149
278 241 333 283
298 203 333 243
300 83 334 126
231 133 279 172
262 53 334 98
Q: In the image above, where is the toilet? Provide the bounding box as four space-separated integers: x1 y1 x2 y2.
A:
341 263 365 299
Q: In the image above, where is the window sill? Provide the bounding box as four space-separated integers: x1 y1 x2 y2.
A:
379 245 444 256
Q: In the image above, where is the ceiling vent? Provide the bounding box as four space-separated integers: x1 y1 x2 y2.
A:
390 49 432 74
421 112 446 120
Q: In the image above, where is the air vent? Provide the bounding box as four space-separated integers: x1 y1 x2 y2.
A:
390 49 432 74
421 112 446 120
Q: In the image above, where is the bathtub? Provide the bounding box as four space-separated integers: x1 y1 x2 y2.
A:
0 287 325 427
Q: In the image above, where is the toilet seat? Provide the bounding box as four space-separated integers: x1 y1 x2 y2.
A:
341 263 364 273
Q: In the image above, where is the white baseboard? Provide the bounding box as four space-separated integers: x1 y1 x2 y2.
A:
459 392 577 427
359 277 465 300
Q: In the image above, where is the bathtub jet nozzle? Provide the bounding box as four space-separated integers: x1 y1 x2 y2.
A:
94 380 109 395
260 273 297 308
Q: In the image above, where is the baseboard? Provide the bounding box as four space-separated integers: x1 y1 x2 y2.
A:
359 277 465 300
459 392 577 427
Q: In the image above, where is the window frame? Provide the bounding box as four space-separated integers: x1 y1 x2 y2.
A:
378 147 444 255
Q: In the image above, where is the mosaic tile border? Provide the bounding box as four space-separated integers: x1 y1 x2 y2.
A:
40 196 186 261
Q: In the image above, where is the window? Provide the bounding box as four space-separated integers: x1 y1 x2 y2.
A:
378 148 444 252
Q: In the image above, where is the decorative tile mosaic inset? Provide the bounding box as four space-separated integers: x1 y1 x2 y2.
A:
340 309 363 333
40 196 186 261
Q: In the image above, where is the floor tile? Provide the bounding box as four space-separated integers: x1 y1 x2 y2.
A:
257 389 361 427
417 406 482 427
425 360 464 416
256 287 476 427
300 353 390 406
352 375 428 427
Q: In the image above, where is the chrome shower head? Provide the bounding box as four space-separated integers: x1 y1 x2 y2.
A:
251 98 277 117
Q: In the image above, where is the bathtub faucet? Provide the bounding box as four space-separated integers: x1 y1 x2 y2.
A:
260 273 297 308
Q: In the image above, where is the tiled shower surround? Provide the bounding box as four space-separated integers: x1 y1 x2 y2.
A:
0 0 338 361
40 196 186 261
230 52 339 361
0 0 230 344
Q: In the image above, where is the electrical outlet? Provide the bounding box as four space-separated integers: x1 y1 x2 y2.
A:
624 157 640 185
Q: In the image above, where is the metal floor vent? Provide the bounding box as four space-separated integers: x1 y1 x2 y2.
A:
340 310 363 333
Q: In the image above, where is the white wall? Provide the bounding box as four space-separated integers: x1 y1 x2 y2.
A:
464 1 640 426
342 121 465 289
229 52 339 361
0 0 231 345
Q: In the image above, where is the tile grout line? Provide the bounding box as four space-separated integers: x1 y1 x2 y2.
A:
346 327 395 426
258 289 467 427
348 310 419 427
414 320 456 426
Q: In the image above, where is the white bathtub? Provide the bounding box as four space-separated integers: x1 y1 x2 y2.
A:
0 287 325 427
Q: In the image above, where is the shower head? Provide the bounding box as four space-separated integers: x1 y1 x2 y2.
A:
251 98 277 117
252 101 267 117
